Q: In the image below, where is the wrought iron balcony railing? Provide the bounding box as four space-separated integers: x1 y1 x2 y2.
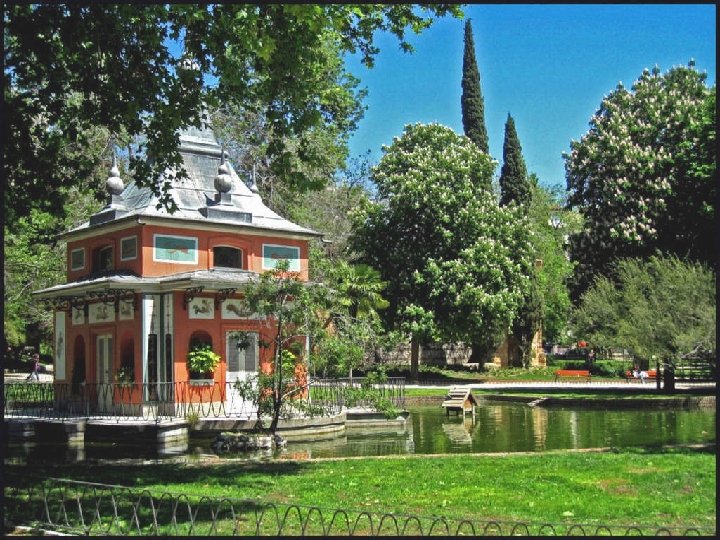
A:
3 377 406 423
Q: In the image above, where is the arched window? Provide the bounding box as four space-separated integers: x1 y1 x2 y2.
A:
187 331 214 379
213 246 243 269
189 331 212 350
92 245 113 272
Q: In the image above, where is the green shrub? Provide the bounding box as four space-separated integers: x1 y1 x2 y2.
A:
186 344 221 376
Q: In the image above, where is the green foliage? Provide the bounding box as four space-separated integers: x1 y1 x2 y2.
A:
311 335 365 379
239 259 323 430
570 255 716 366
4 178 102 348
343 370 401 419
209 35 365 210
237 257 393 423
499 113 531 208
310 259 391 378
511 271 543 367
186 344 222 375
4 4 461 223
565 62 716 297
287 155 375 268
461 19 489 153
527 182 578 343
351 123 531 362
185 411 200 429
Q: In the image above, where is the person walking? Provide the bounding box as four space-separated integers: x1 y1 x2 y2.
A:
26 352 40 381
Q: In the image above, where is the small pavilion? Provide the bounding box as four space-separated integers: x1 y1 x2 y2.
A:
33 123 321 414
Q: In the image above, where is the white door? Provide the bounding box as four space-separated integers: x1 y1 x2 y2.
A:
96 334 113 412
225 332 259 418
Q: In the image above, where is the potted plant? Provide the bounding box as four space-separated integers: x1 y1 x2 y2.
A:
187 344 221 384
114 363 134 386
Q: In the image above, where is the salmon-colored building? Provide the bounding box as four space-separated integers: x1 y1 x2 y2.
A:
34 124 320 413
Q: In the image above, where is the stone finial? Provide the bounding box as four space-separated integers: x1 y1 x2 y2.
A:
106 154 124 196
214 151 232 194
90 152 128 225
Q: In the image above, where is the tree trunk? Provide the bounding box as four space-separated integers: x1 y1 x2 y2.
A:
662 359 675 393
410 336 420 380
269 384 282 433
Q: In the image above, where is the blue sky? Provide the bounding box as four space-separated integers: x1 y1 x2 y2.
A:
344 4 716 188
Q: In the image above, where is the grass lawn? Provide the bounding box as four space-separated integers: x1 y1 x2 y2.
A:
4 447 715 535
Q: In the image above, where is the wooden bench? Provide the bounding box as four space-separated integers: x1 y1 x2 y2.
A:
625 369 658 383
553 369 591 382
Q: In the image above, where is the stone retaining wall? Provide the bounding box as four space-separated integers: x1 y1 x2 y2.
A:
404 394 715 409
376 342 473 366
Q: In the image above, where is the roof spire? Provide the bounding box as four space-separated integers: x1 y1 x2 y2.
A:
214 145 232 196
106 152 125 198
249 163 260 195
89 147 129 225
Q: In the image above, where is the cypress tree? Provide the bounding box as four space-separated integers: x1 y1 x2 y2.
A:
461 19 489 153
500 112 537 366
499 113 531 208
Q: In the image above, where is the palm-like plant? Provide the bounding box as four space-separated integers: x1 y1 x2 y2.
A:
329 261 389 321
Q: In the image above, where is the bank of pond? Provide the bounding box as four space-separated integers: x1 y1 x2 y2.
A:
6 393 715 464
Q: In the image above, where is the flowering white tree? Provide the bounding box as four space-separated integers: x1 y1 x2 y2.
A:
351 123 532 375
564 61 715 297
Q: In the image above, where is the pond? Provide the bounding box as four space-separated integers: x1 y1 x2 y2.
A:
282 402 716 460
6 401 715 465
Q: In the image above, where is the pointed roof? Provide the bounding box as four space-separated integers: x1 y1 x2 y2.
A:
66 123 320 238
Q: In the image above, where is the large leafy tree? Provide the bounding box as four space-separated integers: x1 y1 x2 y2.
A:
238 261 321 433
209 35 367 214
499 113 531 209
564 62 716 297
237 260 392 431
3 121 111 351
350 123 531 377
527 181 578 344
4 4 462 225
570 255 715 389
460 19 489 154
261 154 375 261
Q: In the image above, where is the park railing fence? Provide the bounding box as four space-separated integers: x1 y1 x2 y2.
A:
4 478 712 537
3 377 406 423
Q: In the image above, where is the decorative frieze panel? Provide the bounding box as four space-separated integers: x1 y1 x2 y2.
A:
119 299 135 320
188 297 214 319
221 299 263 320
71 306 85 326
221 299 248 319
89 302 116 324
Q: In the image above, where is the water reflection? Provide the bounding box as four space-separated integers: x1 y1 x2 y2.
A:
409 403 715 455
5 402 715 464
5 439 189 465
274 402 715 459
